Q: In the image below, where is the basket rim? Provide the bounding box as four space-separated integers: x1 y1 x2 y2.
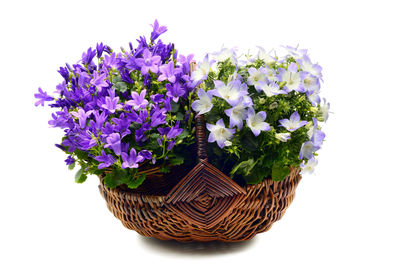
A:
98 166 301 200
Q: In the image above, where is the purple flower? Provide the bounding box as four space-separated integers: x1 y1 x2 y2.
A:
126 89 148 110
167 141 176 151
279 111 308 132
100 89 123 113
150 19 167 41
70 108 93 128
90 71 108 91
139 150 152 160
96 42 105 58
93 110 108 130
34 87 53 106
105 133 121 155
161 121 183 139
121 148 145 169
166 83 185 102
135 49 161 75
65 156 75 165
95 150 116 169
82 47 96 65
158 61 180 83
103 53 119 69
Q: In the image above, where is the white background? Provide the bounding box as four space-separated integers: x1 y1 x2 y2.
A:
1 0 399 266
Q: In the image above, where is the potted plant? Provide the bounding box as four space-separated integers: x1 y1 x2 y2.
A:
35 20 329 242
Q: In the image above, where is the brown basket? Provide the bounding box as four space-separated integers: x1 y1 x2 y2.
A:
98 63 302 242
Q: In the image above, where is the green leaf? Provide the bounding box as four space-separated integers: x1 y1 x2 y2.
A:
230 158 257 176
68 162 75 170
75 168 87 183
160 165 171 173
271 164 290 181
240 132 258 152
169 155 185 166
176 112 184 121
171 102 180 113
114 82 128 92
126 173 146 189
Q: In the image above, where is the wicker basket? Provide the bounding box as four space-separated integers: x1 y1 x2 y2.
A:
98 113 302 242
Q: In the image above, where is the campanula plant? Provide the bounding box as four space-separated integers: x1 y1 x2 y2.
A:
191 46 330 184
35 20 197 189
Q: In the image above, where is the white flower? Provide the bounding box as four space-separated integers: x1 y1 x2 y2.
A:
280 62 302 92
206 119 235 148
224 140 232 147
298 55 322 79
279 111 308 132
318 98 330 122
257 81 285 97
191 89 213 115
257 46 276 64
210 80 248 106
246 107 271 136
300 158 318 174
275 133 291 142
212 46 238 64
191 54 214 83
265 66 278 82
224 96 252 130
247 67 267 88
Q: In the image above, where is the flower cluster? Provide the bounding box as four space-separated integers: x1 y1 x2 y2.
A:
35 20 197 188
191 45 329 183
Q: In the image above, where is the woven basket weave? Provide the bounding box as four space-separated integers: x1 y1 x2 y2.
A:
98 115 302 242
98 62 302 242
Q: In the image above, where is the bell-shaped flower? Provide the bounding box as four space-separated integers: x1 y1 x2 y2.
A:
71 108 93 128
299 141 317 160
191 54 214 84
206 119 235 149
300 157 318 174
308 118 325 148
104 133 121 155
275 133 291 142
247 67 267 88
135 49 161 75
95 150 116 169
279 111 308 132
121 148 145 169
191 89 213 115
256 81 286 97
278 63 303 92
209 79 248 106
298 54 323 79
224 96 252 130
126 89 148 110
246 107 271 136
158 61 181 83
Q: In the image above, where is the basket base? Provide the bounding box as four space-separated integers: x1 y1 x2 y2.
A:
99 167 302 242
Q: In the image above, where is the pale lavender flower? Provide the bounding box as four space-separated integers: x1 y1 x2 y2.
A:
278 63 303 92
224 96 252 130
256 81 286 97
279 111 308 132
191 89 213 115
209 79 248 106
191 54 214 84
246 107 271 136
299 141 317 160
101 91 123 113
298 54 323 79
275 133 291 142
247 67 267 88
206 119 235 148
308 118 325 147
300 157 318 174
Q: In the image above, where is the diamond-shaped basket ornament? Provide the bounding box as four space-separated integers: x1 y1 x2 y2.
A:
98 62 302 242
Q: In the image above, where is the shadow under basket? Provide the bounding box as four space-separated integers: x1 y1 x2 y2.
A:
98 114 302 242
